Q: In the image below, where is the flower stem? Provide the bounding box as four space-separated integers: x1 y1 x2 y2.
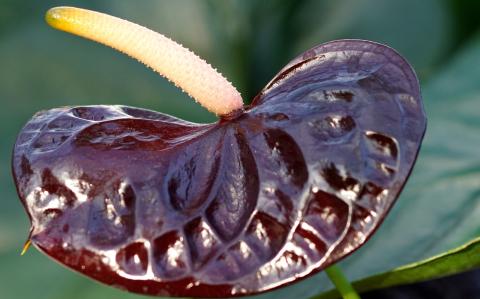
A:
325 265 361 299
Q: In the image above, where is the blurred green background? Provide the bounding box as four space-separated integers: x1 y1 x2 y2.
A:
1 1 480 298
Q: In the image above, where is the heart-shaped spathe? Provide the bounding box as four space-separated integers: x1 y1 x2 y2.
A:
12 40 426 297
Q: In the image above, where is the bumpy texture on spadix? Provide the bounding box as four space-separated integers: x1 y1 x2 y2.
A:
13 40 426 297
46 6 243 115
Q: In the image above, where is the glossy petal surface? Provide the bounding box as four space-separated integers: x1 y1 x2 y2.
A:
12 40 426 297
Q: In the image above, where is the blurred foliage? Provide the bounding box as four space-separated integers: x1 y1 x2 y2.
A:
1 1 480 299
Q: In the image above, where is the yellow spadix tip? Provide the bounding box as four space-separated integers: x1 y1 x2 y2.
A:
46 7 70 31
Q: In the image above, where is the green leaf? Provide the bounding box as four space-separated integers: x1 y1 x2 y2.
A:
314 237 480 299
